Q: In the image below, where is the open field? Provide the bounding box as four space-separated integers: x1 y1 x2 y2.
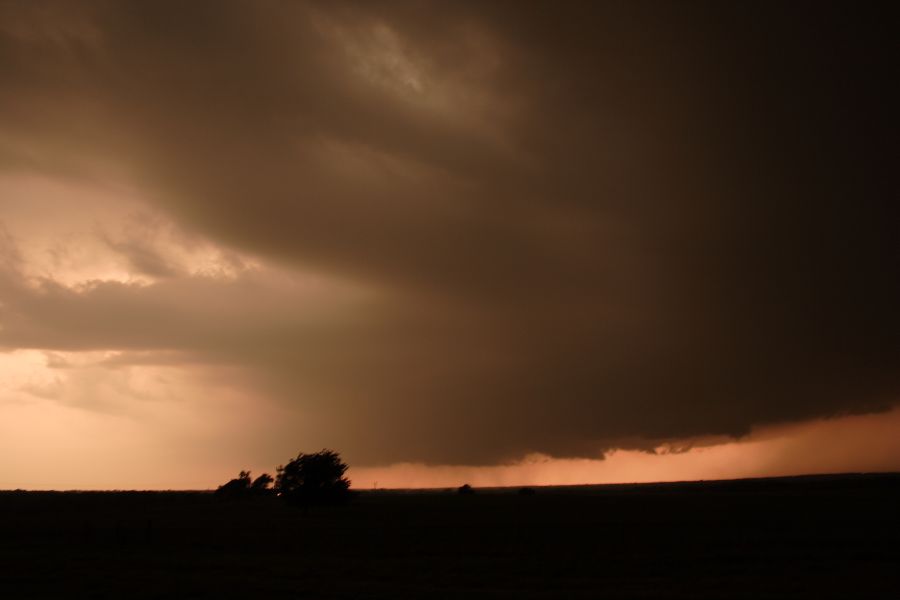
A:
1 473 897 599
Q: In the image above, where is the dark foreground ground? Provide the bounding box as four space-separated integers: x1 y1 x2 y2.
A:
1 473 898 599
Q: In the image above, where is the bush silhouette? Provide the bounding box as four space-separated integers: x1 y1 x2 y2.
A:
275 449 351 506
250 473 274 493
457 483 475 495
215 470 252 498
215 470 273 499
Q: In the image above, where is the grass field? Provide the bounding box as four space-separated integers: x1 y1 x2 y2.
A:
1 473 897 598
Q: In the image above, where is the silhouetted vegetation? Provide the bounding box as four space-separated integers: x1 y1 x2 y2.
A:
214 450 350 507
275 449 351 506
250 473 273 493
457 483 474 495
214 470 273 499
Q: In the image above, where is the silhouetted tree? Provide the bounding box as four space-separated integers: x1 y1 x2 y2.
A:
457 483 475 495
215 470 273 498
275 449 351 506
215 470 252 498
250 473 274 494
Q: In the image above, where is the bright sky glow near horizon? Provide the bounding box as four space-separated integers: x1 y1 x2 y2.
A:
1 1 897 490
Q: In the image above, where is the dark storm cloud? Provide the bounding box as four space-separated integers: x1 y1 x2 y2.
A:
0 1 897 464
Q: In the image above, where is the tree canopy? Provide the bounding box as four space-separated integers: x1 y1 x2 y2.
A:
215 470 274 499
275 449 351 506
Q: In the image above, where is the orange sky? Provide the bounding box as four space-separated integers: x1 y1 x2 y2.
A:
350 408 900 490
2 373 897 489
1 3 897 490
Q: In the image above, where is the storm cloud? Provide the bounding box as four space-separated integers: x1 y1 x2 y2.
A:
1 1 897 466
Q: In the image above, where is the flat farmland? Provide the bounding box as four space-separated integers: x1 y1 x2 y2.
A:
1 474 897 599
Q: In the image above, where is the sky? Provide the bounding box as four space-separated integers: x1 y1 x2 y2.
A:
0 1 897 490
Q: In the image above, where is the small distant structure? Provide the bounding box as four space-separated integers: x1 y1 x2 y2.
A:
457 483 475 495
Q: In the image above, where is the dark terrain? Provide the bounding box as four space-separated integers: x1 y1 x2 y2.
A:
1 473 897 599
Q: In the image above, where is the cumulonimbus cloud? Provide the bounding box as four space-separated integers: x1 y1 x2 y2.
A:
0 1 897 466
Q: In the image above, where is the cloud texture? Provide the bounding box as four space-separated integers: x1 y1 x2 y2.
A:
1 1 897 468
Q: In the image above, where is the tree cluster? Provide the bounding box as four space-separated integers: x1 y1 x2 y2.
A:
276 449 351 506
214 470 274 499
216 449 351 506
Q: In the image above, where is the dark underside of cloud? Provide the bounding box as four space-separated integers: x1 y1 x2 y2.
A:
0 1 897 464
